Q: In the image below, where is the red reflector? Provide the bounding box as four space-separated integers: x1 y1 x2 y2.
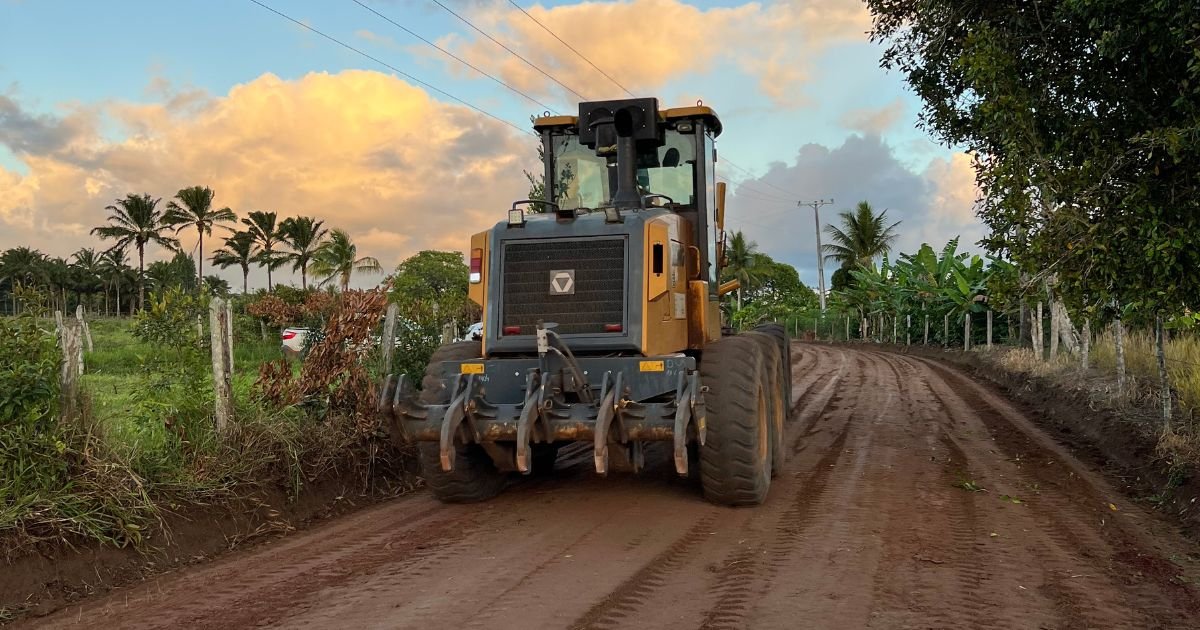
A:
281 331 296 340
503 325 521 335
604 324 623 333
469 248 483 274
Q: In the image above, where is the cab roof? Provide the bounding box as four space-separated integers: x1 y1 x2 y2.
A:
533 104 722 137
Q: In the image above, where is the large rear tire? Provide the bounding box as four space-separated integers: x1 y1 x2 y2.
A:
747 332 786 478
699 335 772 506
754 322 792 408
418 341 507 503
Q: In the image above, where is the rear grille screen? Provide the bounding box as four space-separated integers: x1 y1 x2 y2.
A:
502 238 625 335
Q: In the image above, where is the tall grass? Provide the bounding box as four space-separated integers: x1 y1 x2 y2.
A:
1092 329 1200 415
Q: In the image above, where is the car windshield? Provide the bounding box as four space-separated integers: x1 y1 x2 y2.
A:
550 130 696 210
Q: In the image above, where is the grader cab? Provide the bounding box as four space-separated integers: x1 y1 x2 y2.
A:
380 98 790 505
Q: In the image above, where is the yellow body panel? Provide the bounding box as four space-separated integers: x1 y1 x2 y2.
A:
641 215 690 356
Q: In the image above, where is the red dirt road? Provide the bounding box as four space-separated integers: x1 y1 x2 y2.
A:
25 345 1200 629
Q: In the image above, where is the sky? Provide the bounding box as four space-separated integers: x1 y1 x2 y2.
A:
0 0 983 291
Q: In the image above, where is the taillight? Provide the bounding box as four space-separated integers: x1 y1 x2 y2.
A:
603 324 623 333
469 248 483 283
281 331 296 340
503 325 521 335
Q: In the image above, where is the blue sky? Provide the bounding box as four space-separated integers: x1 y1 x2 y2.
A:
0 0 979 290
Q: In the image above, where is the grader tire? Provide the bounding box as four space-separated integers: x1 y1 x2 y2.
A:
747 332 786 478
699 335 772 506
417 341 507 503
754 322 792 408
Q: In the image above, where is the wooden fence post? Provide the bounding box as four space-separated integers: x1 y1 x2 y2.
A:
924 313 929 345
75 305 93 352
906 314 911 346
986 310 993 349
381 302 398 371
892 314 898 345
963 312 970 351
943 313 949 347
861 317 867 341
59 320 82 420
1034 301 1044 360
209 297 233 435
845 316 849 341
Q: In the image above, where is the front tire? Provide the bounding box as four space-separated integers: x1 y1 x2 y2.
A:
418 341 507 503
699 335 772 506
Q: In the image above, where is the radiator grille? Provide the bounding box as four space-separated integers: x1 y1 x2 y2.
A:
502 238 625 335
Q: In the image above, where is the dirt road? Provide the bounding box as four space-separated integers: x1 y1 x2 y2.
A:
26 344 1200 629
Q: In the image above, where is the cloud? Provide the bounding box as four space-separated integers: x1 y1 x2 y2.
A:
839 98 905 135
0 70 535 288
723 134 982 288
436 0 870 108
0 95 97 155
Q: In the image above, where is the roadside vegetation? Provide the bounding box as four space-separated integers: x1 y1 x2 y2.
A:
0 184 477 566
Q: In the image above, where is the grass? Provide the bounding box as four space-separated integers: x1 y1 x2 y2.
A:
983 326 1200 474
1092 329 1200 415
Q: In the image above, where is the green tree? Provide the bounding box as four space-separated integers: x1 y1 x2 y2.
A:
92 193 180 312
0 247 51 295
146 251 197 295
164 185 237 288
211 231 256 294
241 210 286 290
203 275 231 296
389 250 475 325
99 246 134 316
279 216 328 290
70 248 104 312
723 231 759 310
822 201 901 271
310 229 382 291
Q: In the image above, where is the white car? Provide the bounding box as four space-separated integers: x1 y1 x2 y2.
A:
461 322 483 341
281 327 309 358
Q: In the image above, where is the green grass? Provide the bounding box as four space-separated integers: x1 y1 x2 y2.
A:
80 317 285 454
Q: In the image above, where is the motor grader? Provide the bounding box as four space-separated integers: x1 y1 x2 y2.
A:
380 98 790 505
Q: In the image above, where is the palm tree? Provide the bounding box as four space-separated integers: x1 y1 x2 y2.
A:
164 186 237 288
241 210 285 290
99 246 133 316
92 193 180 312
822 201 902 271
724 231 760 310
311 229 382 291
0 247 50 314
211 231 256 294
279 216 328 290
71 248 104 313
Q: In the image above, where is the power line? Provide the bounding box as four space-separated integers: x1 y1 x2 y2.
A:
351 0 560 114
429 0 590 103
721 157 804 199
246 0 533 136
506 0 635 98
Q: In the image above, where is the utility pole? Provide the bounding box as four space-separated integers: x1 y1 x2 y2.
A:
800 199 834 312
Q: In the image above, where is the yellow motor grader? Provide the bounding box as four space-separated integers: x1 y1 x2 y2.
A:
381 98 790 505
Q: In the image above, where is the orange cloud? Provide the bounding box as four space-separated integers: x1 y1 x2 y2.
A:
839 98 905 135
437 0 870 108
0 70 535 287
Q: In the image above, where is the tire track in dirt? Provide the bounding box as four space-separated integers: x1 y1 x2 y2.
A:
570 514 718 630
24 344 1200 630
904 354 1197 628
